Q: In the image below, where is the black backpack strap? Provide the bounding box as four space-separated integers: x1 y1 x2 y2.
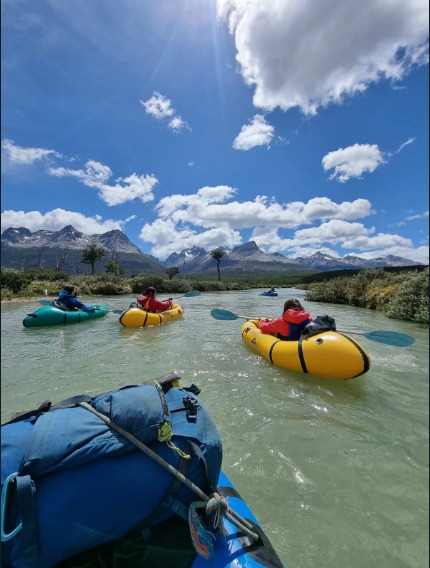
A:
7 401 52 425
5 395 93 426
138 446 192 526
50 394 93 410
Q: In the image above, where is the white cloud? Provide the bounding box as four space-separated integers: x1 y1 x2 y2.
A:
168 116 191 133
2 139 62 165
233 114 274 150
156 189 374 231
342 232 412 250
250 220 429 263
396 137 416 153
48 160 158 206
139 217 242 258
140 91 191 133
322 143 386 182
136 184 377 258
1 209 134 235
140 91 175 120
356 245 429 264
217 0 429 114
404 210 429 221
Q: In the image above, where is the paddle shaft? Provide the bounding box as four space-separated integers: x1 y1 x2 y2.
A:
210 309 415 346
159 290 200 302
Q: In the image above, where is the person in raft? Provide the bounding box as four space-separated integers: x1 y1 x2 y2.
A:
55 286 96 313
259 298 313 341
137 287 173 313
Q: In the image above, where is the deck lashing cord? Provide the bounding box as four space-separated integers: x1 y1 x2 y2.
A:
78 402 259 542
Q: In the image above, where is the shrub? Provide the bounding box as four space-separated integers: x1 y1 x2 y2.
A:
386 269 429 324
365 283 402 311
128 275 166 294
1 269 32 293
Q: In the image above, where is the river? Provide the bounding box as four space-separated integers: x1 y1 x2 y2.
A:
1 289 428 568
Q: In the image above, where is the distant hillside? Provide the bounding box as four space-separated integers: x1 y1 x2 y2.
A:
1 226 165 276
1 226 423 277
165 240 422 275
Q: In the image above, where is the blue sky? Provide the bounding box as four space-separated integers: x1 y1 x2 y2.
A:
1 0 429 263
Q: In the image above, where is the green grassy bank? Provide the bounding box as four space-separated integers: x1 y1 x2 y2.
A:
1 266 428 325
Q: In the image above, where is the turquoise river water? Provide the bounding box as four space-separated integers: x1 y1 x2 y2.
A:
1 289 428 568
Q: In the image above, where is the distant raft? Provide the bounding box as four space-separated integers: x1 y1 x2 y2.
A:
23 305 109 327
260 291 278 297
241 319 370 380
119 302 184 327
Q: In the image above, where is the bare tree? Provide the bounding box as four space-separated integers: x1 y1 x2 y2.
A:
37 247 46 269
56 248 70 271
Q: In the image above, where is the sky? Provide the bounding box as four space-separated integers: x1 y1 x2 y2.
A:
1 0 429 264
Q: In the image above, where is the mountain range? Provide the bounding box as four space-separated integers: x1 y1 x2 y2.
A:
1 225 423 276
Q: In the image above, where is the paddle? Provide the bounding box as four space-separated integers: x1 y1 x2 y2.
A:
210 309 415 347
112 290 201 315
159 290 200 302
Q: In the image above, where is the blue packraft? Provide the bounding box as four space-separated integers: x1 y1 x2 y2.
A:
1 375 222 568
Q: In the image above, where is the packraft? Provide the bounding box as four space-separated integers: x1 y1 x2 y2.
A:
1 373 223 568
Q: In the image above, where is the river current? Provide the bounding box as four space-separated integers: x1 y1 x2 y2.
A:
1 289 428 568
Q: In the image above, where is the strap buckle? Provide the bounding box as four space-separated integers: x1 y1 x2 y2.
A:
183 396 198 421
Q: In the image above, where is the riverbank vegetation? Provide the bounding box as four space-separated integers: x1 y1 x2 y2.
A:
305 267 428 324
1 266 428 325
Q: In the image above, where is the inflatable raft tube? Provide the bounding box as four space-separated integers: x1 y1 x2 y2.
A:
23 305 109 327
242 319 370 380
119 303 184 327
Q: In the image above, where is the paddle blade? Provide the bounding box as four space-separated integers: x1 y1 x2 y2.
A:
39 300 54 306
210 309 239 321
363 330 415 347
183 290 200 297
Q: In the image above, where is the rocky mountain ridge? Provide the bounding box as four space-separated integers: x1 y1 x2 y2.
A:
1 225 143 254
164 240 422 272
1 226 164 275
1 226 423 274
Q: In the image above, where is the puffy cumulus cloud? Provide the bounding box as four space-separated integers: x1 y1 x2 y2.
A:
217 0 429 114
356 245 429 264
2 139 62 165
139 217 241 258
168 116 191 133
140 91 175 119
156 188 374 230
294 219 372 245
0 209 134 234
251 220 369 252
233 114 274 150
140 92 191 133
134 184 427 262
322 144 386 182
250 219 429 263
341 232 412 250
139 185 376 258
48 160 158 206
155 185 238 218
